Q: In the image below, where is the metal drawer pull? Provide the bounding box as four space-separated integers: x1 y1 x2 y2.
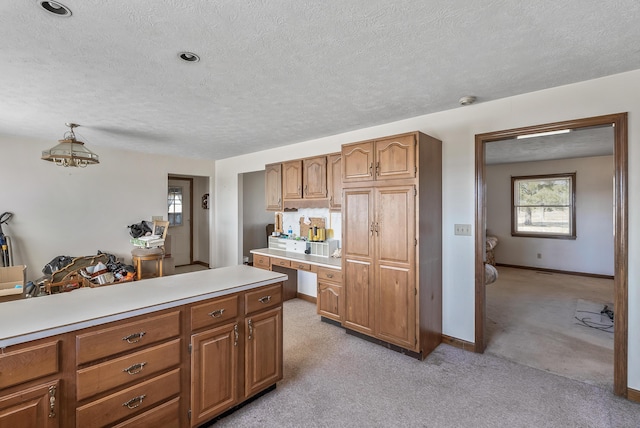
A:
122 332 146 343
298 265 306 269
248 319 253 340
123 394 146 409
48 385 56 418
123 362 147 375
234 324 239 346
326 273 334 278
258 295 271 304
208 308 225 318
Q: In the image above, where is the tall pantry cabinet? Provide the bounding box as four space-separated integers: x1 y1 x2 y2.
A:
341 131 442 358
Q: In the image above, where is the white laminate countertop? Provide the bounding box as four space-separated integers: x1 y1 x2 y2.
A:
0 265 287 348
250 248 341 269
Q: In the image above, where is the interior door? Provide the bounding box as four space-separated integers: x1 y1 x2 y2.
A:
168 177 192 266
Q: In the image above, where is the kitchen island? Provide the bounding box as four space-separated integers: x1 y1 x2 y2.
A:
0 265 286 427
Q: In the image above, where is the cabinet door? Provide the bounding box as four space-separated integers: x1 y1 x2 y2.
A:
265 163 282 211
374 186 416 349
191 323 238 426
327 153 342 210
0 381 59 428
317 280 342 322
342 141 374 183
245 307 282 399
374 134 416 181
342 188 375 334
282 160 303 199
302 156 327 199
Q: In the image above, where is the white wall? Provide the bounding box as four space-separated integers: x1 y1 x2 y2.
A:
215 69 640 390
0 136 215 280
486 156 614 276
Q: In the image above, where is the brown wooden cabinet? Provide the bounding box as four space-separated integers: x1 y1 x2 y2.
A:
190 322 238 426
0 338 60 428
265 163 283 211
0 280 284 428
75 311 182 428
327 153 342 211
244 307 282 399
282 160 303 200
316 267 343 323
302 156 327 199
342 134 416 183
0 380 59 428
341 131 442 358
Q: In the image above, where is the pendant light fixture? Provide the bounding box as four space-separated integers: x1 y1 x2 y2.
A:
41 123 100 167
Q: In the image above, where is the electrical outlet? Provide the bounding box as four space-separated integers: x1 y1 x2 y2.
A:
151 216 163 221
454 224 471 236
537 253 542 259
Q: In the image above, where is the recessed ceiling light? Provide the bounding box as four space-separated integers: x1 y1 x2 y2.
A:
38 1 72 17
459 95 477 106
178 52 200 63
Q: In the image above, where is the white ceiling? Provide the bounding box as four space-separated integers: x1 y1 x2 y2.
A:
1 1 639 160
485 126 615 165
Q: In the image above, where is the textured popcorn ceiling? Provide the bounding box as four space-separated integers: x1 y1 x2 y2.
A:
0 1 639 160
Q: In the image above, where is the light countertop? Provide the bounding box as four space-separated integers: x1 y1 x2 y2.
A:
0 265 287 348
250 248 341 269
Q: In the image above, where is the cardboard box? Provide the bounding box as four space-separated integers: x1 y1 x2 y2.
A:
0 265 27 300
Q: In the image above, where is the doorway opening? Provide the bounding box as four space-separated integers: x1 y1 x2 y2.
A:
475 113 628 397
168 174 210 271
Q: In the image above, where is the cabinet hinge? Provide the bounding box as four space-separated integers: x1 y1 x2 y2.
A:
414 187 417 196
188 343 192 354
415 337 418 346
415 287 417 296
414 165 417 174
414 238 418 246
188 409 191 420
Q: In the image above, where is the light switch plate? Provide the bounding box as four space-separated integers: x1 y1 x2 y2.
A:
454 224 472 236
151 215 164 221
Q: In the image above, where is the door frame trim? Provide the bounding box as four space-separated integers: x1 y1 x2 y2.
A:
168 175 194 266
474 112 628 396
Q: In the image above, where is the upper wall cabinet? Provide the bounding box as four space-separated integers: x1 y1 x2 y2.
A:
302 156 327 199
327 153 342 211
342 134 416 183
265 163 283 211
278 156 331 209
282 160 303 200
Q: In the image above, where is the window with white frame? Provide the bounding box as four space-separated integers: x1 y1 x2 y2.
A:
168 186 183 226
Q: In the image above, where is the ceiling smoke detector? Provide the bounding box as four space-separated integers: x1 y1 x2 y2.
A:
459 95 477 106
178 52 200 63
38 1 72 16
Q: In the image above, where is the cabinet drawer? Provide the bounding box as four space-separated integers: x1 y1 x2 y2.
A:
76 368 180 428
0 340 58 389
76 339 181 401
244 283 282 315
271 258 290 268
253 255 271 270
112 397 180 428
292 262 311 271
191 294 239 331
317 267 342 283
77 311 180 365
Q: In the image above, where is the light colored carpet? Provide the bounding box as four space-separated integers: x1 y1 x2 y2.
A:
174 264 209 275
486 267 614 390
211 299 639 428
